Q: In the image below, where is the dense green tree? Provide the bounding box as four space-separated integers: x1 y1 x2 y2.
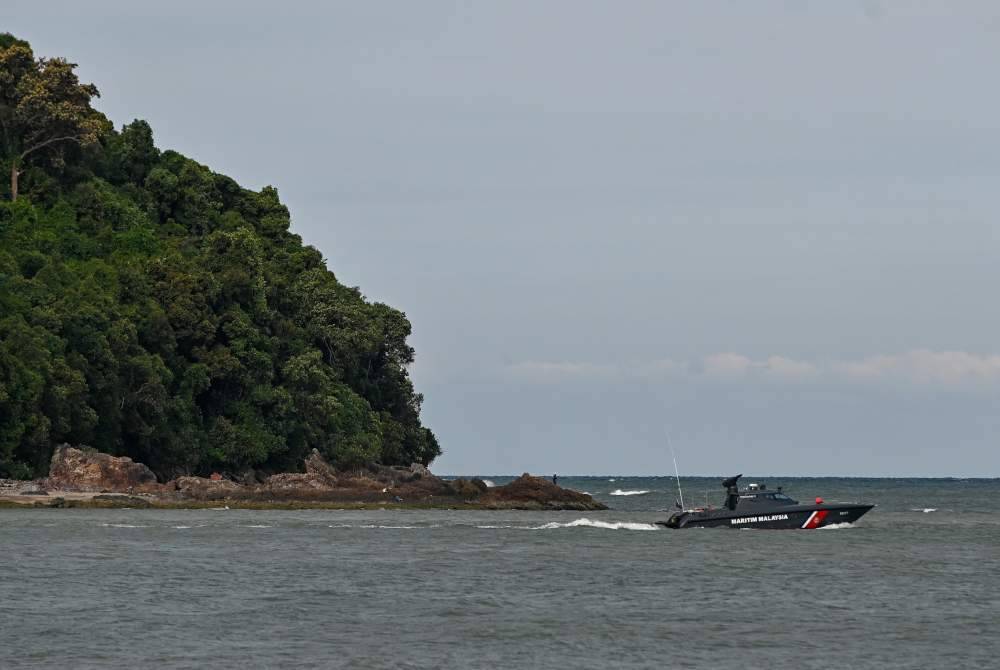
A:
0 35 440 479
0 36 108 201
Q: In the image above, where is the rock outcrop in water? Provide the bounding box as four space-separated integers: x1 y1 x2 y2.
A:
0 446 608 510
46 445 159 492
480 473 602 511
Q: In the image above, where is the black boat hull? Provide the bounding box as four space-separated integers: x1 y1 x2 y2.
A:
657 503 875 529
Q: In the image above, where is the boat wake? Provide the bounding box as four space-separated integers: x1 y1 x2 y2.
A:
531 518 659 531
610 489 650 496
326 519 659 531
818 522 856 530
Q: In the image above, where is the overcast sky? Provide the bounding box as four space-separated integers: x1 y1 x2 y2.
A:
4 1 999 476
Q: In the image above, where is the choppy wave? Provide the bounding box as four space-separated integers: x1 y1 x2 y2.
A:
610 489 650 496
911 508 938 513
240 525 272 528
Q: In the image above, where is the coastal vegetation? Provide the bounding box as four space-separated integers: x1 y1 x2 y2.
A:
0 34 440 479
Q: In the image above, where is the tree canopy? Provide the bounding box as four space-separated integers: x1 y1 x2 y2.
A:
0 35 440 479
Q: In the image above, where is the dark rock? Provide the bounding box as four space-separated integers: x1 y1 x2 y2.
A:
47 445 158 493
363 463 425 487
262 472 334 494
236 469 261 485
447 478 487 498
258 450 344 496
174 476 241 500
410 463 432 478
304 449 338 485
481 473 608 510
93 494 153 508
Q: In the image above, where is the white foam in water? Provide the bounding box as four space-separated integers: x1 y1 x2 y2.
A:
241 525 272 528
173 526 193 529
100 523 145 528
359 524 422 529
911 508 938 513
532 518 660 531
818 522 855 530
610 489 650 496
608 478 616 482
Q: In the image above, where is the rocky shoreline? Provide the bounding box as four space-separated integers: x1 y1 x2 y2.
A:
0 446 607 511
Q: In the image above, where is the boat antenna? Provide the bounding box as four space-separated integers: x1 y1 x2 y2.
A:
667 430 685 510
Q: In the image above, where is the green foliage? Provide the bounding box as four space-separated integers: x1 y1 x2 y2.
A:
0 35 110 202
0 35 440 479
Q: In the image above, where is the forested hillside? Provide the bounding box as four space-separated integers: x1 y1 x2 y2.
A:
0 34 440 479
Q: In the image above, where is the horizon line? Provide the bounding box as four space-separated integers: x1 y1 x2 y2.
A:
437 473 1000 480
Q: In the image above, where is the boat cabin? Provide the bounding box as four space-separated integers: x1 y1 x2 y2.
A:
736 488 797 507
722 475 798 511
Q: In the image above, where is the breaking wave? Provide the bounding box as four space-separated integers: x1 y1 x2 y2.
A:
911 508 937 513
610 489 650 496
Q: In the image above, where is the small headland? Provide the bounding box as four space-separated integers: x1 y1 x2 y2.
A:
0 446 607 511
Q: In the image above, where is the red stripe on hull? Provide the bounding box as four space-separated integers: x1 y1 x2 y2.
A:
802 510 829 529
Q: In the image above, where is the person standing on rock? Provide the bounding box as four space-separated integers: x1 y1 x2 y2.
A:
552 474 558 486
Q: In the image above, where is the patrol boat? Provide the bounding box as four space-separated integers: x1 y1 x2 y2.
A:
657 474 874 529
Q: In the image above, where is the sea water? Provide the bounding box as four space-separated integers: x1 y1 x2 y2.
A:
2 477 998 669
